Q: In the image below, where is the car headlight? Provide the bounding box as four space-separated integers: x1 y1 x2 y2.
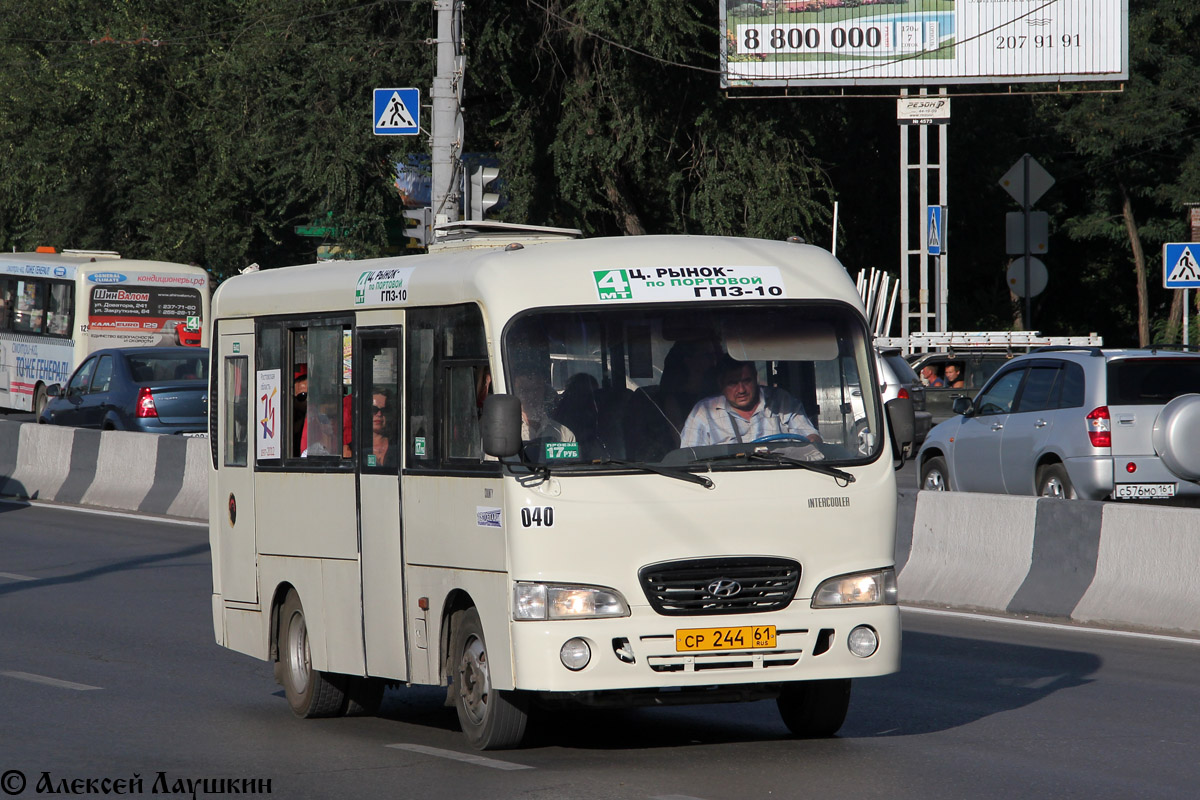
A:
513 582 630 620
811 568 898 608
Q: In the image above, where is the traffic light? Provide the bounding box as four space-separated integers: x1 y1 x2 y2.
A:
467 166 500 220
402 207 432 248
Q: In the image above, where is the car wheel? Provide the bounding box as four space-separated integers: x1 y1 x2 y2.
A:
451 607 528 750
777 679 851 738
277 590 348 718
1036 463 1076 499
920 456 949 491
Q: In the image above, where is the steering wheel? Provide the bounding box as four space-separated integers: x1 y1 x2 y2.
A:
751 433 810 444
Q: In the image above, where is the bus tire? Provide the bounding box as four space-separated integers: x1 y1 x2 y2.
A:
776 678 851 738
451 607 528 750
278 590 348 718
34 384 48 419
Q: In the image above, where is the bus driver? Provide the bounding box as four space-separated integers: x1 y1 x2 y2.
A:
679 355 821 448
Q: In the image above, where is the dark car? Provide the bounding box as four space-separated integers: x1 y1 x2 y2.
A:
39 347 209 434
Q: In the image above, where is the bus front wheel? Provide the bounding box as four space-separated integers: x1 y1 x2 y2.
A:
277 590 347 718
777 678 851 738
451 607 528 750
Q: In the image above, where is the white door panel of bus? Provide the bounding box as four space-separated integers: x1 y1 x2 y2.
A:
357 326 410 681
217 329 258 604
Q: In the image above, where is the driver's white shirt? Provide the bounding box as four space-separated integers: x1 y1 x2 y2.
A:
679 385 818 448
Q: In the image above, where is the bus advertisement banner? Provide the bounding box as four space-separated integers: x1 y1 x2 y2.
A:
87 275 204 347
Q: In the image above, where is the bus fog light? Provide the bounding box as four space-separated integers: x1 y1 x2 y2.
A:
847 625 878 658
560 638 591 671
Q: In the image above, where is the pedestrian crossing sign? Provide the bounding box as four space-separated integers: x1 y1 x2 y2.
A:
1164 243 1200 288
373 88 420 136
927 205 946 256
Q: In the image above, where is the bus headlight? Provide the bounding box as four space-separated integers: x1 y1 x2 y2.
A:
811 568 898 608
513 583 630 620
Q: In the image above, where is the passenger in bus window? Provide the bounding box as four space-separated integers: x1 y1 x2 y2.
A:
679 355 821 448
512 372 575 442
293 367 308 456
369 389 397 467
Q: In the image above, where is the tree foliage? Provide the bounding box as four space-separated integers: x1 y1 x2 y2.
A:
0 0 1197 346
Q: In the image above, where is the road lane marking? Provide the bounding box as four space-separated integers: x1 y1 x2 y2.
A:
386 743 532 770
0 498 205 528
1 671 102 691
903 606 1200 646
0 572 35 581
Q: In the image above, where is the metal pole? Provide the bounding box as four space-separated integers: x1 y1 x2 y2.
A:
918 89 930 335
1022 153 1033 329
431 0 462 225
899 90 910 340
937 88 949 332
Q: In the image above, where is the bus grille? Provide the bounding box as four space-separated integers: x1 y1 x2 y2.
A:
638 557 801 616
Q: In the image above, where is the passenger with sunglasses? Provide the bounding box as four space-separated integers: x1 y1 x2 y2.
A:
369 389 397 468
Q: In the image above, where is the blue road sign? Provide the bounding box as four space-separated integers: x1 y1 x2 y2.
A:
1164 243 1200 289
373 88 420 136
927 205 945 256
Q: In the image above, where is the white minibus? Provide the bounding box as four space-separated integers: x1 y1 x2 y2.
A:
0 250 210 415
207 233 913 749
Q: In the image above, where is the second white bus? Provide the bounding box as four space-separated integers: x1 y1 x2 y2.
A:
0 250 210 415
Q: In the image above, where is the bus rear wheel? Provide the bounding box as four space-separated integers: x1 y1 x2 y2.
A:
34 384 48 418
777 678 851 738
451 607 528 750
277 590 348 718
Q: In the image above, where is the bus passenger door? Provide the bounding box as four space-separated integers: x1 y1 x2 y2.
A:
356 327 408 681
216 327 258 604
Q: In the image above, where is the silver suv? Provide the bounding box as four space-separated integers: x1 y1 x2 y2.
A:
917 347 1200 500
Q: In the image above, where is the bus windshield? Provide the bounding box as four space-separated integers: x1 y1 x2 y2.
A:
503 303 881 469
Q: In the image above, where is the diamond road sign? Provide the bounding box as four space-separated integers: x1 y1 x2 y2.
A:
1000 155 1054 208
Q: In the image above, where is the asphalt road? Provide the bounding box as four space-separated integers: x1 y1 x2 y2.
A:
3 500 1199 799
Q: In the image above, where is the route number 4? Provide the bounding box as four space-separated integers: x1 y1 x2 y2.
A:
594 269 633 300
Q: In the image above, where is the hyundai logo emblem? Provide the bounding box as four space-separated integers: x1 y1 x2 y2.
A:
707 579 742 598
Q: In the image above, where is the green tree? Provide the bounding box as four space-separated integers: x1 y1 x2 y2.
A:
1043 2 1200 345
466 0 834 240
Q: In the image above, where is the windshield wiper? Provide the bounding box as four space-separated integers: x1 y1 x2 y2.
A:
589 458 714 489
694 450 855 484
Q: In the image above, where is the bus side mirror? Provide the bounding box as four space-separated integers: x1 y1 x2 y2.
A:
952 395 973 416
481 394 523 458
886 397 915 464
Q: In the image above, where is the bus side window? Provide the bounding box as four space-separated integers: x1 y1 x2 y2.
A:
47 283 72 336
13 280 45 334
296 323 353 460
224 356 248 467
446 363 485 460
0 280 13 329
406 311 437 466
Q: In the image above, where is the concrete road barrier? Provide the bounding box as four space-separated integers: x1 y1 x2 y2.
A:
4 417 1200 637
902 489 1200 637
0 420 207 520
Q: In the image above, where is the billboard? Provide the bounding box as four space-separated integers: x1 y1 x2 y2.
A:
720 0 1128 88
